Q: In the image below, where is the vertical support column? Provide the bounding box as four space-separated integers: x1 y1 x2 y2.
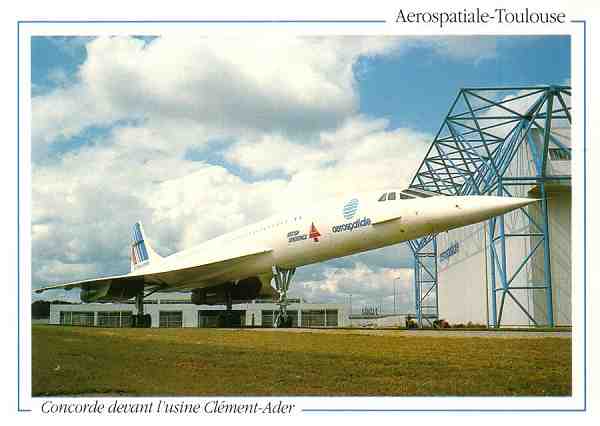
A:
540 181 555 326
413 256 421 326
412 237 439 328
433 238 439 318
488 218 498 328
539 90 554 327
495 183 510 327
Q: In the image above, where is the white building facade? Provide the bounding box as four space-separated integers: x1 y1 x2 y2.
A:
437 128 571 326
49 298 350 328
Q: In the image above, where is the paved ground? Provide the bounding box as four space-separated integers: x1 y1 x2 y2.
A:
245 327 572 338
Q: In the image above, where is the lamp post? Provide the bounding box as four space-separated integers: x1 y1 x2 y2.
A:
349 294 352 316
393 277 402 314
394 279 396 314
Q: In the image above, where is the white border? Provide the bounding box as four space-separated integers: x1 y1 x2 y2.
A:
16 13 585 417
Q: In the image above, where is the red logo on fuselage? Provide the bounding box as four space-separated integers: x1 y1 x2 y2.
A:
309 223 321 242
308 222 321 243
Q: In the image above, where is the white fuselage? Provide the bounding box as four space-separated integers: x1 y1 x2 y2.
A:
140 189 534 291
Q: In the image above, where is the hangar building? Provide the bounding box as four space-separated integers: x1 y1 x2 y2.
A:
408 86 571 327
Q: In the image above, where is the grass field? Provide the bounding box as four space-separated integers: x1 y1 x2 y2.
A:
32 325 571 397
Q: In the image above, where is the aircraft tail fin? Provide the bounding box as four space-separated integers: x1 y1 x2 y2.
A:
130 222 162 271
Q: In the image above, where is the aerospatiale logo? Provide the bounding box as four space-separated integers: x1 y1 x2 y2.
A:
343 198 359 220
309 223 321 242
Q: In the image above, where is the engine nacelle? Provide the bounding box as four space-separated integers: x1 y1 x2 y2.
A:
191 275 274 305
80 279 144 303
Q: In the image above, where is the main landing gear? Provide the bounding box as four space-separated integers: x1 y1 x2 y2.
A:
216 285 237 328
132 292 151 328
272 265 296 328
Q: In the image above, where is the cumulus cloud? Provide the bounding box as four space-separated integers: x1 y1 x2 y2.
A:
32 35 500 305
291 263 414 312
421 36 499 63
225 116 430 203
32 36 402 149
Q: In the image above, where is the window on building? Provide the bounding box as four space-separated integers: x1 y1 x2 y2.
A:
325 310 338 327
71 311 94 327
98 311 120 327
261 310 274 328
159 311 183 328
549 148 571 161
301 309 326 327
59 311 72 325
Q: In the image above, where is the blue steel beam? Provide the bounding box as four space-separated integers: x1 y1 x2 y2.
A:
407 86 570 328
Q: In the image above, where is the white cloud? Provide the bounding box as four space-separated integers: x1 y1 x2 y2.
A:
224 134 330 176
422 36 499 63
291 263 414 312
32 36 403 150
225 116 430 203
147 165 288 250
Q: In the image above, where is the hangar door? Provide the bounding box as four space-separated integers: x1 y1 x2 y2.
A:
159 311 183 328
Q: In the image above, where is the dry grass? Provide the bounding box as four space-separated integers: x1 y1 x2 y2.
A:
32 325 571 397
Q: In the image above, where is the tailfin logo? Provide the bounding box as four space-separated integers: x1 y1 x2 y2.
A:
309 223 321 242
131 223 149 266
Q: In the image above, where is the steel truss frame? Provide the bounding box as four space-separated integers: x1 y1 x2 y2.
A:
408 236 438 327
408 86 571 327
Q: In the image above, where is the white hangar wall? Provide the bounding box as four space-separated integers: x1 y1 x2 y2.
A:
438 128 571 327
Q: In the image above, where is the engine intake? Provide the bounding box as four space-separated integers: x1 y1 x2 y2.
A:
191 277 270 305
80 279 144 303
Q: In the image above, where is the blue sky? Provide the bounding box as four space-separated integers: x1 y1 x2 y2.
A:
30 35 570 310
357 36 570 133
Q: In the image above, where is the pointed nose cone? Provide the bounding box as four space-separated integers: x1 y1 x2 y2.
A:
430 196 538 233
471 196 538 218
455 196 537 228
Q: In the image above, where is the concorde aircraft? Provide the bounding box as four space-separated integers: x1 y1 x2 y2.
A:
35 188 535 327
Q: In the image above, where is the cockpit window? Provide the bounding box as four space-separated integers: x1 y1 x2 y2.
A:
387 191 396 200
402 189 434 198
378 193 387 202
399 193 415 200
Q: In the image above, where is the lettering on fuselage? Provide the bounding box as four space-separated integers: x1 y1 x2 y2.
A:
332 217 372 233
440 242 459 262
287 230 308 243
